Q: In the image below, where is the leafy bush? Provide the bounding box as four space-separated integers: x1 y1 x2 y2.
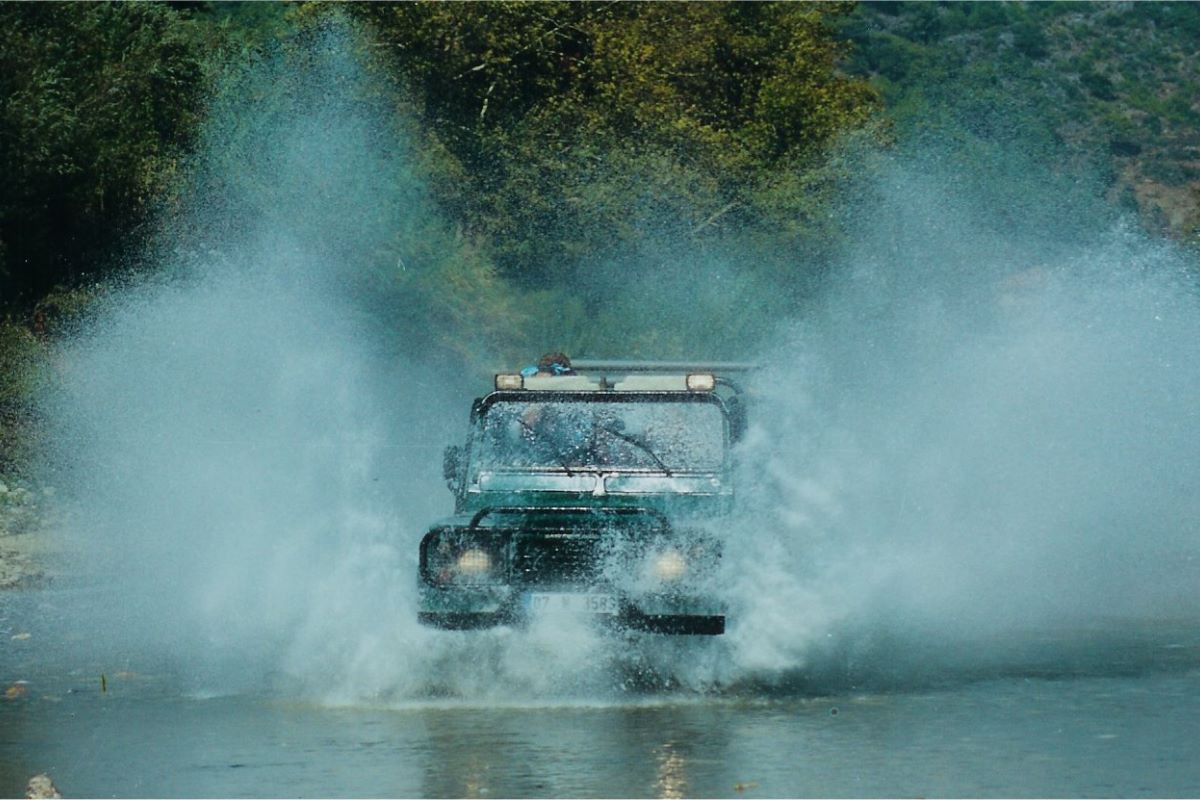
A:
351 2 880 287
963 2 1012 31
0 4 210 307
869 33 925 82
1012 21 1049 59
1081 70 1117 101
0 321 47 479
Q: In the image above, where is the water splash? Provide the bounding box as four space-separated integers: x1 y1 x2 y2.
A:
39 22 1200 704
41 20 633 704
725 158 1200 687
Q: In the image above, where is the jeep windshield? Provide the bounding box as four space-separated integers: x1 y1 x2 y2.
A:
471 397 727 478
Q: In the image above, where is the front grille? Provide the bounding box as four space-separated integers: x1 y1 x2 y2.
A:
512 533 605 586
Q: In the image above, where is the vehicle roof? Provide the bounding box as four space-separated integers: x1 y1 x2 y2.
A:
569 359 758 374
484 360 754 440
521 374 690 392
497 360 758 393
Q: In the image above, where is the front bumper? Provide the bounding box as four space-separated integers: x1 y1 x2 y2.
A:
418 589 725 635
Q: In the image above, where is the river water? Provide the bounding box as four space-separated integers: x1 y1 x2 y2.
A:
4 586 1199 798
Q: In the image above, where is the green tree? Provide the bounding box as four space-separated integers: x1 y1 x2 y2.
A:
351 1 880 287
0 3 209 308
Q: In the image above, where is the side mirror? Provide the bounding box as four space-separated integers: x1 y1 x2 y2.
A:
443 445 464 491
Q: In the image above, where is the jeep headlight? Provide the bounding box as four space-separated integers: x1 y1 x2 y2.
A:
456 548 492 574
652 550 687 581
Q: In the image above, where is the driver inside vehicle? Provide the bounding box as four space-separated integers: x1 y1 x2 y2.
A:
483 402 689 473
585 409 639 466
482 403 589 468
524 404 592 466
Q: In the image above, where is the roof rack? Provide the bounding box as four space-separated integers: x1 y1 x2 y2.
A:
569 360 758 374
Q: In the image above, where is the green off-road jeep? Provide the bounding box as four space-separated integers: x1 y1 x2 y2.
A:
419 360 752 635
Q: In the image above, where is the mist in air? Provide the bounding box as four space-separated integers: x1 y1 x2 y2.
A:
41 22 1200 702
727 157 1200 684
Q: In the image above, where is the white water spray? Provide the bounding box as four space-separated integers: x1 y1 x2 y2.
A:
725 162 1200 685
44 24 634 703
42 26 1200 703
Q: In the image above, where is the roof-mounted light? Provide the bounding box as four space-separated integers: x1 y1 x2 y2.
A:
495 373 524 390
686 373 716 391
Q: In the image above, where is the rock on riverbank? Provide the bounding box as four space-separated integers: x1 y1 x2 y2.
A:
25 773 62 799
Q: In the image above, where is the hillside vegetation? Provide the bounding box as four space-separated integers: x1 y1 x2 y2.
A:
1 1 1199 481
840 1 1200 240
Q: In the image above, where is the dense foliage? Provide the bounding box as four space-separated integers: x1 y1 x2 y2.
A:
0 1 879 477
837 1 1200 242
3 1 1200 478
353 2 877 285
0 3 209 308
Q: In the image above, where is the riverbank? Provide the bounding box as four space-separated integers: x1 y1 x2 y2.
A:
0 481 55 590
0 533 45 590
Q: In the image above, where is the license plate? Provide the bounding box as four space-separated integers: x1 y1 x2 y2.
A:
524 592 619 616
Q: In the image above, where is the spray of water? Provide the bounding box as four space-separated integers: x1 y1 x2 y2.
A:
43 22 647 703
725 157 1200 686
40 22 1200 703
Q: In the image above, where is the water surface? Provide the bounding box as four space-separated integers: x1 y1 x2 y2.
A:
4 589 1199 798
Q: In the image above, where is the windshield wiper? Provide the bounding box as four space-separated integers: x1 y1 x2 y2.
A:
597 424 674 476
514 414 576 476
